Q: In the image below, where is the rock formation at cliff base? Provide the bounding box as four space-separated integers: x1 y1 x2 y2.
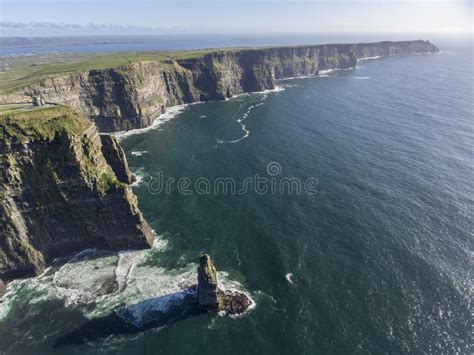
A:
197 254 252 315
197 254 223 309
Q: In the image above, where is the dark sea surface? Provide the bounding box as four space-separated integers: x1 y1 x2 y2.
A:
0 40 472 354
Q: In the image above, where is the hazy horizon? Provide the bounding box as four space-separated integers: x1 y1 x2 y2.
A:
1 0 472 37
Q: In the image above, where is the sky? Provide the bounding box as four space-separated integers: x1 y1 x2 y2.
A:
0 0 472 36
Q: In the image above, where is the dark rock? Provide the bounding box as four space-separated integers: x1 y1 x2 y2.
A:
221 290 253 315
32 96 45 106
197 254 223 310
0 280 6 298
100 134 136 184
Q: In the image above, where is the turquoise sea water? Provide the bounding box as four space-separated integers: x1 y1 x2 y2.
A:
0 44 472 354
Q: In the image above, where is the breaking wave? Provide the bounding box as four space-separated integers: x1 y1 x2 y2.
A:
114 105 189 140
0 236 254 330
217 102 265 144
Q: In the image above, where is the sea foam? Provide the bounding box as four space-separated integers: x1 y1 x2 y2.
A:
0 236 254 327
114 105 189 140
217 102 265 144
131 150 148 157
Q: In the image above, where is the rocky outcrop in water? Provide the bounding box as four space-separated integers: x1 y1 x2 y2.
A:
1 41 438 132
0 106 154 280
197 254 252 315
197 254 223 310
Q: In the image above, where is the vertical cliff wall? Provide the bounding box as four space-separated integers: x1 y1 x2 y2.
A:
0 106 154 280
5 40 438 132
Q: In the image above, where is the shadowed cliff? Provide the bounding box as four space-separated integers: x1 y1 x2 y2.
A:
0 106 154 280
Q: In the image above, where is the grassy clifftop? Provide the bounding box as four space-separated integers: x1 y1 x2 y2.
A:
0 40 437 95
0 49 216 94
0 105 125 193
0 105 88 142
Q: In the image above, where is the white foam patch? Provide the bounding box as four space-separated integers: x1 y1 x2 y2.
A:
277 74 314 81
358 55 384 61
0 271 57 321
285 273 294 284
131 167 147 187
353 76 371 80
217 271 257 318
318 69 336 75
115 264 197 326
152 235 169 251
217 102 265 144
0 236 254 326
114 105 189 140
261 85 285 93
131 151 148 157
228 85 285 100
53 250 119 307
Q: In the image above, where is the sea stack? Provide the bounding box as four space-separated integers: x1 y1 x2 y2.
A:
197 254 253 315
197 254 223 310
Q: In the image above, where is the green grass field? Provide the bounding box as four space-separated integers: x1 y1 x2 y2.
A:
0 49 219 94
0 44 316 95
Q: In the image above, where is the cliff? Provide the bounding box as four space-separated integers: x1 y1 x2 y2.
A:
2 40 438 132
100 134 136 184
0 106 154 280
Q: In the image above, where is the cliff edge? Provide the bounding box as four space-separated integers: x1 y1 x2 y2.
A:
1 40 439 132
0 106 154 280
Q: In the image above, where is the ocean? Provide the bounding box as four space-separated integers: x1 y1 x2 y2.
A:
0 38 472 354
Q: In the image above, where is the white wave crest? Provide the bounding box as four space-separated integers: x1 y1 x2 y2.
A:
217 102 265 144
358 55 384 61
0 236 254 327
131 150 148 157
114 105 189 140
131 167 147 187
217 271 257 318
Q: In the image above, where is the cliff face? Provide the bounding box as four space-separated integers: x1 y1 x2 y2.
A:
100 134 136 184
10 40 438 132
0 106 154 280
349 40 439 59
